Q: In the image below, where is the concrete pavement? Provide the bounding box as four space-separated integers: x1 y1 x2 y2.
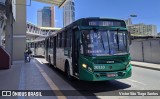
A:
0 59 58 99
0 58 87 99
131 61 160 71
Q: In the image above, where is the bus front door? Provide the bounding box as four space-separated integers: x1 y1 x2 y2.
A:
72 30 79 77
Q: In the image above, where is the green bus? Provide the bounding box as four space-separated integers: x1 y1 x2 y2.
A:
45 17 132 81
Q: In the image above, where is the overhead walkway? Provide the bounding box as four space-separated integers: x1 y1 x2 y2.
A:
26 22 61 41
33 0 68 7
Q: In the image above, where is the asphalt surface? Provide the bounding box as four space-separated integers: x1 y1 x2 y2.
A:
35 58 160 99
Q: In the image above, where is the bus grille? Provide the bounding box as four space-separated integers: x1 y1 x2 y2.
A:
93 58 126 64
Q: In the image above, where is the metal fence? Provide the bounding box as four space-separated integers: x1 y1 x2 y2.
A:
130 39 160 64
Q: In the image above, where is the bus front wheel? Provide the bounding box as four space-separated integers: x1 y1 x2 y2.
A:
66 63 73 81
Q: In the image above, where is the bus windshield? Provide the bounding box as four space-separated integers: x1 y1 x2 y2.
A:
81 30 129 56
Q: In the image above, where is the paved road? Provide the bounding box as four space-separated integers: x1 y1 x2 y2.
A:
35 58 160 99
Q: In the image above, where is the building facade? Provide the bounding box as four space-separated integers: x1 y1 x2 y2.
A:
50 6 55 27
63 0 75 27
128 23 157 36
37 9 42 27
37 6 55 27
125 18 132 26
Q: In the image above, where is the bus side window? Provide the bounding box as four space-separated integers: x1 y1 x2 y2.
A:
48 38 50 48
39 42 41 47
59 34 60 48
56 35 58 48
49 38 51 48
66 30 72 47
62 32 65 48
66 31 69 47
64 31 67 48
47 38 49 48
59 33 62 48
35 43 37 48
58 34 60 48
31 43 33 48
50 37 52 48
37 42 40 47
51 37 53 48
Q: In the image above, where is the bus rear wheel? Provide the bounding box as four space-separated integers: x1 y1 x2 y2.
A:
48 56 51 66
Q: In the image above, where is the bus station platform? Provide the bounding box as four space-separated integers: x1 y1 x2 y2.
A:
0 58 74 99
0 58 86 99
0 58 58 99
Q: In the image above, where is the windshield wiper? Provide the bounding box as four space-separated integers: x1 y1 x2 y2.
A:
116 28 120 51
100 33 105 50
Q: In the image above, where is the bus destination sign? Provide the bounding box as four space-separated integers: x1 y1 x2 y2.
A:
87 20 126 27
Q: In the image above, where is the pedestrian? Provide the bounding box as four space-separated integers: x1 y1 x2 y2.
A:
24 48 28 63
27 47 32 62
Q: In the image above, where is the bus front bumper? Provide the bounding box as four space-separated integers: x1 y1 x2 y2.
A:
79 65 132 81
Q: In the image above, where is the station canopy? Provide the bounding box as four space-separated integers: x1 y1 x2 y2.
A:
32 0 68 7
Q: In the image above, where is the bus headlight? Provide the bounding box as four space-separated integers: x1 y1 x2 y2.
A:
82 64 93 72
82 64 87 68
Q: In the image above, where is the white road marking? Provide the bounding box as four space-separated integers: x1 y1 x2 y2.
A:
33 60 66 99
35 58 43 64
127 78 147 86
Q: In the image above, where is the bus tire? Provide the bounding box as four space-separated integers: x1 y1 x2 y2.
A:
48 56 51 66
65 62 73 81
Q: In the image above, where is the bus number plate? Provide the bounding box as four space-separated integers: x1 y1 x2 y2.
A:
107 73 117 77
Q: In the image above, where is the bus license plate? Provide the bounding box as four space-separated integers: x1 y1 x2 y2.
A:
107 73 117 77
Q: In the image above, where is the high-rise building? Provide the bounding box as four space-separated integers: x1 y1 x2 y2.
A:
50 6 55 27
37 6 55 27
37 9 42 26
125 18 132 26
63 0 75 27
128 23 157 36
42 7 51 27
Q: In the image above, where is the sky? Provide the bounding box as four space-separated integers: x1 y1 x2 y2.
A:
27 0 160 32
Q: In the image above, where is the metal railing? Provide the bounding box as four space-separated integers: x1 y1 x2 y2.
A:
26 22 60 37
